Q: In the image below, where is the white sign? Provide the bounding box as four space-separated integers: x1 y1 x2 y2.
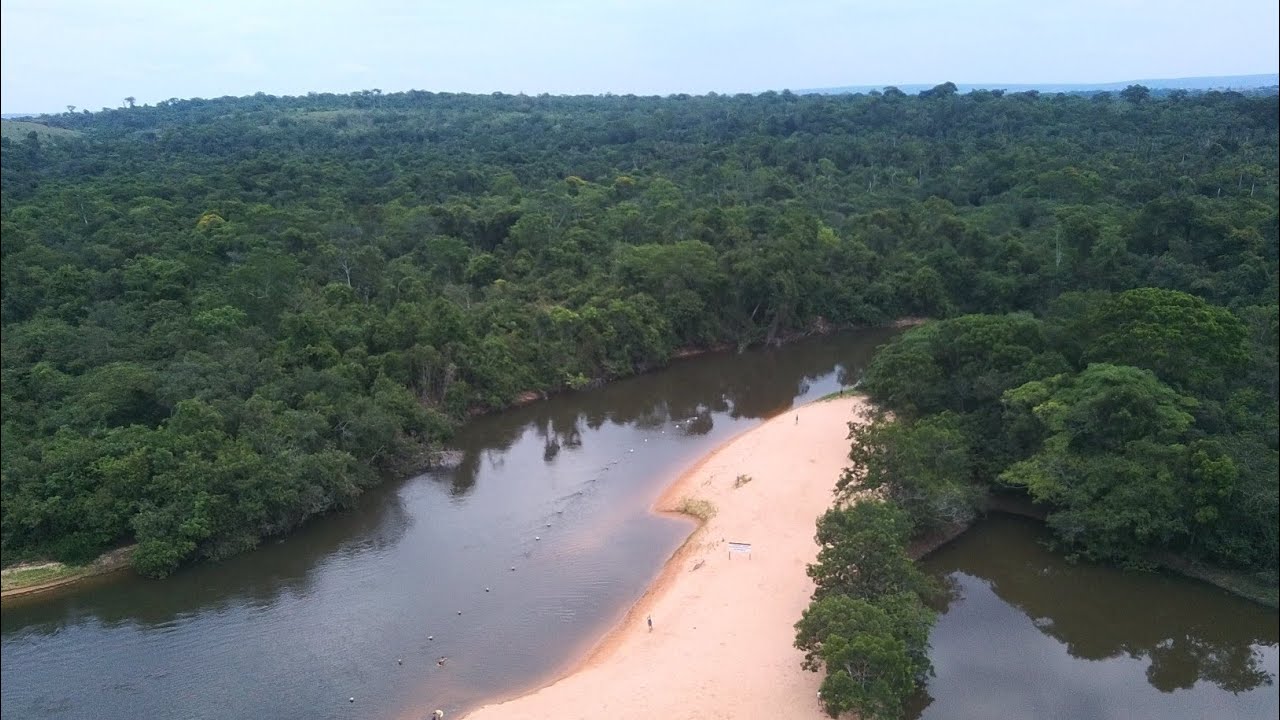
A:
728 541 752 558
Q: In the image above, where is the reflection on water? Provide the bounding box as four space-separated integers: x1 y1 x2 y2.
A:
2 487 414 633
1 329 896 720
916 514 1279 720
438 333 878 499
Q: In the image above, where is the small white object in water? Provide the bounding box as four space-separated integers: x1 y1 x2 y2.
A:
457 610 462 615
629 449 634 453
546 523 552 527
349 697 355 703
397 658 402 665
485 587 490 592
428 635 434 641
535 536 540 541
511 566 516 571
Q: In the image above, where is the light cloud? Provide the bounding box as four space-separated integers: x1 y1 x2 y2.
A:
336 62 372 76
2 0 1277 112
216 50 266 76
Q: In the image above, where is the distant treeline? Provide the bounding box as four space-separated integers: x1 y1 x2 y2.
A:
1 83 1275 578
799 77 1280 97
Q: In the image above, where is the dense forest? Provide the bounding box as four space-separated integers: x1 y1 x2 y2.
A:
1 83 1276 584
850 288 1279 574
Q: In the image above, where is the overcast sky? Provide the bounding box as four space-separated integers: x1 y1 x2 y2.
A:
2 0 1277 113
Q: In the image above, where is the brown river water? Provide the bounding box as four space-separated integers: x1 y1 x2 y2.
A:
2 329 1275 720
914 514 1278 719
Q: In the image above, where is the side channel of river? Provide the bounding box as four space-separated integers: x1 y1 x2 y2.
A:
914 514 1279 720
0 329 895 720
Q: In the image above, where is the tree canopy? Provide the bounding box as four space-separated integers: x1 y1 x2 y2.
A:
2 86 1276 578
856 299 1277 575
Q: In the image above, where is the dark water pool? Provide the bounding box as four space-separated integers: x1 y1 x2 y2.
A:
916 514 1279 720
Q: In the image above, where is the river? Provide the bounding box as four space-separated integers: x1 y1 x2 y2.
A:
2 329 1276 720
0 329 893 720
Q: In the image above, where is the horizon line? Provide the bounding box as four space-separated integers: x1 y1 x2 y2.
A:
3 71 1277 116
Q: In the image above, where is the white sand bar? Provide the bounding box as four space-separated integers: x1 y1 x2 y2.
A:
457 395 868 720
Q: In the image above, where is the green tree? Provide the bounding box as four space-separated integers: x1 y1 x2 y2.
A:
1082 288 1249 395
862 314 1067 418
1120 85 1151 104
839 410 981 532
808 500 933 601
1000 364 1205 564
795 592 936 719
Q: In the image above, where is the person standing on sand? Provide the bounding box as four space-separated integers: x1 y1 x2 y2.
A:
647 615 653 632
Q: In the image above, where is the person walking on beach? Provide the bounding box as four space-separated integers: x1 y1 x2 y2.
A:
647 615 653 632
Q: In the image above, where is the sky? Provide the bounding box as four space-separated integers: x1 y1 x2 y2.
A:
2 0 1278 113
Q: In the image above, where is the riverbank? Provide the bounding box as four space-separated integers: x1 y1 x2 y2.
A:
3 324 914 609
1158 555 1279 608
455 395 868 720
0 546 134 602
491 317 927 414
907 493 1280 608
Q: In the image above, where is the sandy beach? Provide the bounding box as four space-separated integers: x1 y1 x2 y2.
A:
459 394 868 720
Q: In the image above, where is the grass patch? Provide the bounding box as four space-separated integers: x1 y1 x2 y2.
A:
0 120 81 141
817 388 859 402
0 563 85 593
677 497 717 521
734 474 754 488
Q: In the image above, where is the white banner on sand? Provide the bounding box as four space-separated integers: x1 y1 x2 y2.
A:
728 541 752 558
